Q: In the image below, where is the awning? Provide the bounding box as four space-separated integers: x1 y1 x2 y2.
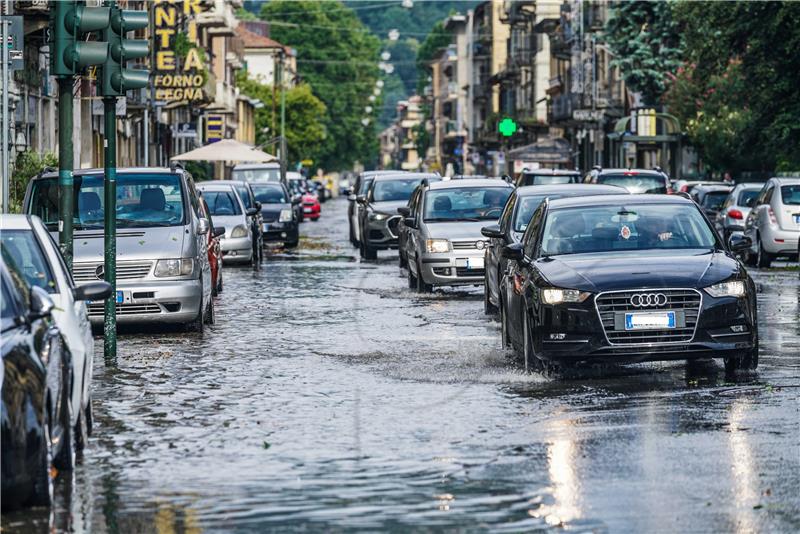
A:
171 139 277 163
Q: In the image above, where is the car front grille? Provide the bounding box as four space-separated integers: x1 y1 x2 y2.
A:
595 289 701 345
88 303 161 317
386 216 401 238
452 240 486 250
455 267 484 277
73 261 152 282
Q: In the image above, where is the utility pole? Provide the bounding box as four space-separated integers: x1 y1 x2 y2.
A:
279 49 287 182
1 17 9 213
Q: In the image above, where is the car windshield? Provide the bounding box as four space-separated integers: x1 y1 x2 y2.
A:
202 190 242 216
780 185 800 205
372 178 423 202
738 189 760 206
540 204 716 256
232 167 281 182
424 187 512 222
30 173 185 229
252 184 287 204
0 230 57 293
233 184 253 209
359 177 375 195
522 174 578 186
288 180 307 195
702 191 729 210
596 174 667 194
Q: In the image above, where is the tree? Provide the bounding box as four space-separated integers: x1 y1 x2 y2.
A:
605 1 683 106
9 151 57 213
236 74 327 165
259 0 381 169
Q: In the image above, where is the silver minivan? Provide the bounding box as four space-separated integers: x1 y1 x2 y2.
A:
24 167 214 331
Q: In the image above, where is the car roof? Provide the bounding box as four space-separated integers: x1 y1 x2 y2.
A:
0 214 35 230
373 172 439 182
733 182 764 190
363 170 402 176
773 176 800 184
248 181 283 188
196 182 237 190
515 184 627 196
427 178 513 190
38 167 178 179
692 184 733 193
212 179 249 187
596 168 665 176
233 163 279 170
548 193 694 209
522 168 580 176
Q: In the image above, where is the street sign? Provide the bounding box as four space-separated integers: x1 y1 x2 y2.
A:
91 97 126 116
573 109 604 122
498 117 517 137
5 16 24 71
206 115 223 143
174 122 197 139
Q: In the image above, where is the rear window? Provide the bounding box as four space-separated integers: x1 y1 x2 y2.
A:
521 173 579 186
596 174 667 194
780 185 800 205
252 184 287 204
701 191 729 210
232 167 281 182
738 189 760 206
203 190 242 216
234 185 253 209
373 179 423 202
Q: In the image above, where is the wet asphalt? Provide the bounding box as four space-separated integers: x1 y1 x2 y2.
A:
3 197 799 533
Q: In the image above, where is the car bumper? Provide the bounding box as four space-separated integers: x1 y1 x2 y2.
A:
220 236 253 263
760 227 800 255
532 290 757 364
364 216 402 249
418 250 486 286
302 204 320 219
88 278 203 325
262 221 299 243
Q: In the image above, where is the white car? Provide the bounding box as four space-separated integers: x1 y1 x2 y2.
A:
196 182 255 264
714 182 763 240
744 177 800 267
0 214 111 465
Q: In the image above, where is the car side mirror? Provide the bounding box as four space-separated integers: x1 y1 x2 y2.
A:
72 281 112 302
197 217 210 235
246 207 259 217
481 224 503 239
728 233 752 252
397 206 410 217
502 243 524 260
356 195 367 204
213 226 226 238
348 194 357 202
254 201 262 211
404 217 416 229
28 286 55 321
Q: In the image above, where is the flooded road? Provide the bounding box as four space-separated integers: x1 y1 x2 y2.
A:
4 197 800 532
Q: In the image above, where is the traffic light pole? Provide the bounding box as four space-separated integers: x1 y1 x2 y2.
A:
58 77 74 270
103 96 117 361
279 50 286 182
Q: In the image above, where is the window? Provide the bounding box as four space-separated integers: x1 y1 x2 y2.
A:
232 167 281 182
423 187 512 222
359 177 374 195
0 230 58 293
234 184 253 210
251 184 288 204
523 203 546 258
521 173 579 186
738 189 759 207
499 192 517 232
701 191 730 210
1 275 20 329
372 179 425 202
513 195 549 232
203 190 242 216
762 186 774 204
780 185 800 205
595 173 667 194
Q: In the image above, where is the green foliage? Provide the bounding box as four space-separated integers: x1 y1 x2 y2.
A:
236 73 327 165
605 0 683 106
9 151 57 213
184 161 212 182
236 7 258 21
259 0 381 170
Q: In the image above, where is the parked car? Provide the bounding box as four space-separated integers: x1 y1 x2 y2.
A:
481 184 627 315
287 173 321 222
690 184 733 221
403 178 513 291
1 258 59 509
232 162 282 184
197 182 256 267
743 177 800 267
250 181 300 248
501 194 757 373
25 167 214 332
358 173 441 260
221 180 263 263
1 214 111 474
714 183 763 241
673 179 719 194
348 171 399 246
198 198 225 295
583 167 670 194
514 169 581 187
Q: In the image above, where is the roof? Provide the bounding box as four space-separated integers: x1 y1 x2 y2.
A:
39 167 177 179
515 184 628 197
522 168 580 176
595 168 666 176
235 26 290 53
773 176 800 184
427 178 513 190
373 172 439 182
362 170 404 178
196 182 237 191
692 184 734 193
548 194 693 209
233 163 280 170
0 214 34 230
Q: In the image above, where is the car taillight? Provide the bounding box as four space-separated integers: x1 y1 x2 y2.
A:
728 209 743 220
768 207 778 225
680 185 689 192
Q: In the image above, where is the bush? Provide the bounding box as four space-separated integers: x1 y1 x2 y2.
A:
9 151 57 213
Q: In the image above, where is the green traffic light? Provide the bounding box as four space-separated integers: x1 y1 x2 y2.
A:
498 117 517 137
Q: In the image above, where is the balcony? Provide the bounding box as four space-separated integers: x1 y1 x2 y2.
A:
550 93 578 122
197 0 239 35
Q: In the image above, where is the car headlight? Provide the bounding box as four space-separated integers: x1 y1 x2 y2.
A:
279 209 292 222
704 280 746 298
154 258 195 278
541 287 591 305
370 211 388 221
425 239 450 253
231 224 249 238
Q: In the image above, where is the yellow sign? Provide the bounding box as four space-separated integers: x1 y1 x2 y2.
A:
152 0 207 102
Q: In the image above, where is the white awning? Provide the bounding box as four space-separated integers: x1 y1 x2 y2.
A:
171 139 277 163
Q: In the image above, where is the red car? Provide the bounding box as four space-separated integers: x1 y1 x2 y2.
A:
301 191 321 221
199 198 225 295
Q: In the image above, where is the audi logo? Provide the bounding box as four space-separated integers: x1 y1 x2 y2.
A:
475 241 486 250
630 293 668 307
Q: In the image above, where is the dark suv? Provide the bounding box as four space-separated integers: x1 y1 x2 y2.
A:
583 167 671 194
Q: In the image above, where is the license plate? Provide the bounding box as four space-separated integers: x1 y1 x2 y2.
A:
303 207 313 213
793 214 800 224
466 257 484 270
263 223 270 231
116 290 124 304
625 311 676 331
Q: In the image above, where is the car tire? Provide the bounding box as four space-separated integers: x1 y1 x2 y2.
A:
53 358 75 471
724 346 759 373
74 402 89 451
349 221 356 246
204 297 215 325
500 293 510 349
29 407 53 507
399 249 407 268
361 240 377 261
85 394 93 437
416 258 432 293
187 297 204 334
523 310 544 373
285 239 299 249
757 238 773 268
483 270 497 315
216 271 223 294
408 261 417 288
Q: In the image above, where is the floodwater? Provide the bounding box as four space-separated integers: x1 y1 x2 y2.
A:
3 197 799 532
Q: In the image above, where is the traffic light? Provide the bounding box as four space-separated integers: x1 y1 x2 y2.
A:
51 1 110 77
100 3 149 96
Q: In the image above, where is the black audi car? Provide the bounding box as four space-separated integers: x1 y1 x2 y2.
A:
250 182 300 248
481 184 627 315
500 194 758 373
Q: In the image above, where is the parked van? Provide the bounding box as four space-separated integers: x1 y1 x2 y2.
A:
24 167 214 332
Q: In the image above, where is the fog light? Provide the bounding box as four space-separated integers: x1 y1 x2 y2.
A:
731 325 746 333
549 333 566 340
281 232 287 238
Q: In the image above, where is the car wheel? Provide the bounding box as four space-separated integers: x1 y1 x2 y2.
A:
53 357 75 471
408 261 417 288
416 258 432 293
362 240 377 261
74 401 89 451
204 297 215 325
483 270 497 315
523 311 543 373
211 271 219 297
349 221 356 246
500 293 510 349
757 238 773 268
85 394 93 437
285 239 299 249
216 271 223 294
29 405 53 507
724 345 759 373
399 249 407 268
187 297 204 333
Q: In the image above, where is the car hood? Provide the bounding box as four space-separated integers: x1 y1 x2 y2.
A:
213 215 247 238
261 203 291 220
425 221 494 240
370 200 408 215
67 226 186 263
535 249 742 292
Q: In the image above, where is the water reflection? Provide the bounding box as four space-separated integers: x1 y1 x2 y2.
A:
538 416 582 527
728 399 758 534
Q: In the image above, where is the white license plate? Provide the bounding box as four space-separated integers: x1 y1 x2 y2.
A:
625 311 676 331
303 208 313 213
466 257 484 270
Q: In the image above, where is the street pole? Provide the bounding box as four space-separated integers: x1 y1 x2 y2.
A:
58 77 74 269
279 50 286 182
1 18 8 213
103 96 117 361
